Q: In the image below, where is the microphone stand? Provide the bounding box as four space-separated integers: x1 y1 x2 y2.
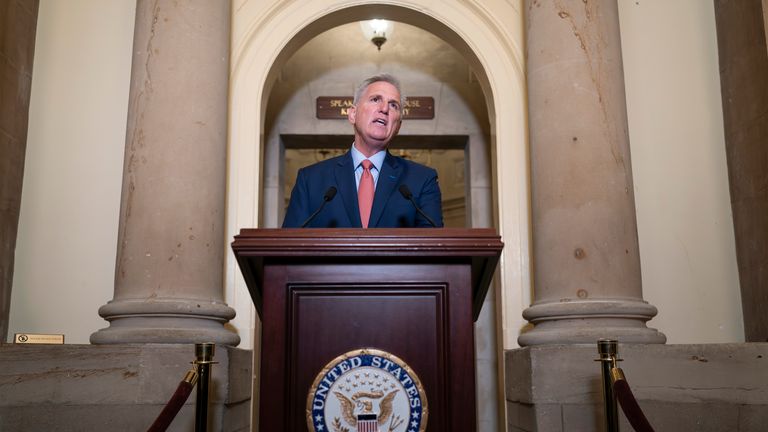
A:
398 185 438 227
300 187 337 228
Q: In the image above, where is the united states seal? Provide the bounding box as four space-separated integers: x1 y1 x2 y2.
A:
306 348 428 432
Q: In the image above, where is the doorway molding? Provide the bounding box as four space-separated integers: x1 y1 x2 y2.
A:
226 0 529 353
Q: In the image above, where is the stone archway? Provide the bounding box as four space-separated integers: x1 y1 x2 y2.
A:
225 1 529 428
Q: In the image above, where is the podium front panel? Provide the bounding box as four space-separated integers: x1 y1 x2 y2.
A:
259 262 475 431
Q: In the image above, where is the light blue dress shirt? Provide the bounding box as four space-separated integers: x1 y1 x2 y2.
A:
350 144 386 190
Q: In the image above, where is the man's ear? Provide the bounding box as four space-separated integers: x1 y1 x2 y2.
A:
347 105 356 124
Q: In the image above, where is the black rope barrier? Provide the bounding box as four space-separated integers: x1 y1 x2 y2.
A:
147 369 199 432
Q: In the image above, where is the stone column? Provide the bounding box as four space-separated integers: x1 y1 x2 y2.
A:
91 0 238 345
519 0 664 345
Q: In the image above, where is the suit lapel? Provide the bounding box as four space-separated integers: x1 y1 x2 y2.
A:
334 152 362 227
369 152 402 227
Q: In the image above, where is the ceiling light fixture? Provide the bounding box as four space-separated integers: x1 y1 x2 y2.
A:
360 19 392 51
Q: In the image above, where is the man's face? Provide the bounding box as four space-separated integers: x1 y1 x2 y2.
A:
348 81 402 157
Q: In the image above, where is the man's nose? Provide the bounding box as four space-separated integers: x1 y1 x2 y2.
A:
378 100 389 113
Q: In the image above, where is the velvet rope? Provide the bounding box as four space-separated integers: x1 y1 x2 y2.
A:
147 379 196 432
612 377 655 432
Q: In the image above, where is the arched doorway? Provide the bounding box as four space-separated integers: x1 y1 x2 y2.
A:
260 20 491 230
225 1 529 429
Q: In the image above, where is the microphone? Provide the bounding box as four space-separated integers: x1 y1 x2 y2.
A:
300 186 337 228
398 184 438 228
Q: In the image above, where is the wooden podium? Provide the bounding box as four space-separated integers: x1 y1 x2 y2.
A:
232 228 503 431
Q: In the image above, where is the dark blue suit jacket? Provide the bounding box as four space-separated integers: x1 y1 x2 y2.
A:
282 151 443 228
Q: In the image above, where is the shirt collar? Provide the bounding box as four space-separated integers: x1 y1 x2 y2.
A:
351 143 386 171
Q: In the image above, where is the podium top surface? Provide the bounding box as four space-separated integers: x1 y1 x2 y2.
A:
232 228 503 321
232 227 503 257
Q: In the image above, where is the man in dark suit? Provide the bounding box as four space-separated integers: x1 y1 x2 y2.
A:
282 74 443 228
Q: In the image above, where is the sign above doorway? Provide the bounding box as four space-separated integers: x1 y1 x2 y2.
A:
316 96 434 119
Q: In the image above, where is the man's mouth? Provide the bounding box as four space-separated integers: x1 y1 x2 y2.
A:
373 118 387 126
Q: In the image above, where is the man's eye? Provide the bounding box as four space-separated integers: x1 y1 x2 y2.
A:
371 96 380 102
390 102 400 110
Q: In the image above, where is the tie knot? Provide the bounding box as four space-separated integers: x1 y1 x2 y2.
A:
361 159 373 170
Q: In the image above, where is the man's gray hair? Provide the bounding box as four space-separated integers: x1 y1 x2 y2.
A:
353 73 404 107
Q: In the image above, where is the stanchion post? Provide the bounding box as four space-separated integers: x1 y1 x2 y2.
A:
194 343 217 432
597 339 621 432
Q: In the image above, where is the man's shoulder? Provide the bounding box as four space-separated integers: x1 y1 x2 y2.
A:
299 152 349 174
387 152 437 175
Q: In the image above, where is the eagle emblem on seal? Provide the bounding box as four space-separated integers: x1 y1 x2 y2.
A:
334 389 401 431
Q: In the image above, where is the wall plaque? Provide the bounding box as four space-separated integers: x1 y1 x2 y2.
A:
316 96 434 119
14 333 65 344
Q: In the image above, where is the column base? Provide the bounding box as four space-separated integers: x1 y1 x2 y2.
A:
518 299 666 346
505 343 768 431
0 344 252 431
90 298 240 345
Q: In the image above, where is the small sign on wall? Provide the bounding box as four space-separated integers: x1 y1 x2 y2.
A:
14 333 65 344
316 96 434 119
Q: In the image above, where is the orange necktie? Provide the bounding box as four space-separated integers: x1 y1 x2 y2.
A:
358 159 374 228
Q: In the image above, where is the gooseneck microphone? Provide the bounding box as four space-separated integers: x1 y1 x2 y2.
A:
398 184 438 227
300 186 337 228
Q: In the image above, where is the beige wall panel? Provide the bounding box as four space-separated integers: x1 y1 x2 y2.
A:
618 0 743 343
9 0 135 343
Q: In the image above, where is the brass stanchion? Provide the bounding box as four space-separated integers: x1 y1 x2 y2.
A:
596 339 622 432
193 343 217 432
